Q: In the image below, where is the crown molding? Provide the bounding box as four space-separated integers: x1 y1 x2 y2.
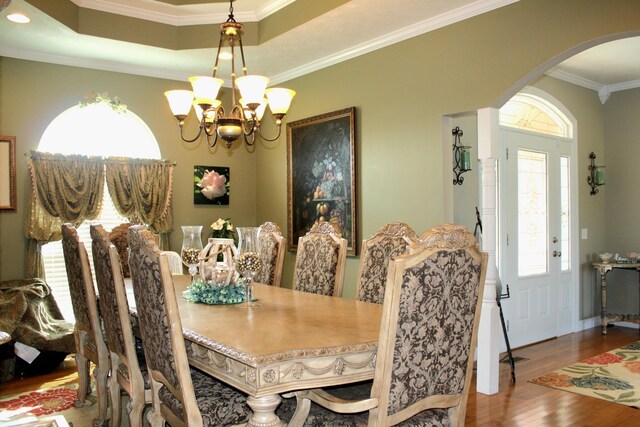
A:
0 45 190 81
544 68 601 91
254 0 296 21
545 68 640 104
271 0 519 85
71 0 293 26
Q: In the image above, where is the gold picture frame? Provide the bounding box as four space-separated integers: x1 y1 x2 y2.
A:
0 136 16 211
287 107 357 255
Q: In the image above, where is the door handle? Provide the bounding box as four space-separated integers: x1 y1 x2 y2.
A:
553 250 562 257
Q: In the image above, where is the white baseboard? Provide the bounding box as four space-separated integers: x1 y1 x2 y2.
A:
577 316 600 331
576 316 640 331
609 321 640 330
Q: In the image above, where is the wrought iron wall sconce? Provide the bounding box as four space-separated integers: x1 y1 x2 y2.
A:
587 151 605 195
452 126 472 185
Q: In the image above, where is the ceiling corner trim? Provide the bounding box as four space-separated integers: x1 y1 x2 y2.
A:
545 69 602 91
255 0 296 21
71 0 292 25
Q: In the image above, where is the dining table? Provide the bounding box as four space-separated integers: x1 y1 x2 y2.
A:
126 274 382 427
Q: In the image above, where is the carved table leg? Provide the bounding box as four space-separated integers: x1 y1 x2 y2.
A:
246 394 284 427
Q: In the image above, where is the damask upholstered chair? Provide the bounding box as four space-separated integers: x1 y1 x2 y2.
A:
90 224 152 427
127 225 250 427
255 221 285 287
60 224 109 427
281 224 488 426
355 222 420 304
292 221 347 297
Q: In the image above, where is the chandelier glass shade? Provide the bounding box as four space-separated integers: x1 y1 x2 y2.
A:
164 1 296 149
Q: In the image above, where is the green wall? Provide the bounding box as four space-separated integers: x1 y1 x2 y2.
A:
603 87 640 316
256 0 640 306
1 0 640 323
0 58 257 281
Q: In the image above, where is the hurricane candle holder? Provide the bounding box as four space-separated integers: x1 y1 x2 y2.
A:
235 227 263 305
181 225 203 283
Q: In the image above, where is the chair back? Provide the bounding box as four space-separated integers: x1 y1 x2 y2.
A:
370 224 487 426
355 222 420 304
293 221 347 296
109 222 133 277
60 224 101 341
127 225 202 426
90 224 143 383
255 222 285 287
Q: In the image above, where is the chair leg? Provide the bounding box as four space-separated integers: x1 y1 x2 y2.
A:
108 355 122 427
92 362 110 427
128 392 145 427
147 380 165 427
74 332 90 408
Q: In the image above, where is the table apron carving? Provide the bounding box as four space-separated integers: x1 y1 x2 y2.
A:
186 341 376 397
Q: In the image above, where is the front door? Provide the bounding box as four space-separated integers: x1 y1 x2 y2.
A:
502 127 573 348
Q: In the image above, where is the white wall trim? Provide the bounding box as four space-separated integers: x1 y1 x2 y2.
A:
71 0 295 26
0 46 188 82
546 69 640 104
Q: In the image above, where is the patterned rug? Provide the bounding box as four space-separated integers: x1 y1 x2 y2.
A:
0 382 107 426
530 340 640 407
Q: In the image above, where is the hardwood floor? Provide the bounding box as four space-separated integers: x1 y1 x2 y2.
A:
0 354 77 397
467 326 640 426
2 326 640 425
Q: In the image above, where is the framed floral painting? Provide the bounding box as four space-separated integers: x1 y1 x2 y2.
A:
286 107 357 255
194 165 230 205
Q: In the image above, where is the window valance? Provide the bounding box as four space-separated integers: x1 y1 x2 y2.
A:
24 150 176 278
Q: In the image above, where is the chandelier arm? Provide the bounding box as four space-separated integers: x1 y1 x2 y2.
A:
243 131 256 146
256 123 283 142
241 116 257 136
179 124 205 143
209 131 220 148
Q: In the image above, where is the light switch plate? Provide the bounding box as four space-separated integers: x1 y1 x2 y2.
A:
581 228 588 240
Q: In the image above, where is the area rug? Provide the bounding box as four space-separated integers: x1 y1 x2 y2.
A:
0 382 102 426
530 340 640 407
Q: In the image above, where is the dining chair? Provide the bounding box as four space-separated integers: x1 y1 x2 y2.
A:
127 225 250 427
255 221 285 287
292 221 347 297
355 222 420 304
281 224 488 426
90 224 154 427
162 250 184 275
60 224 109 427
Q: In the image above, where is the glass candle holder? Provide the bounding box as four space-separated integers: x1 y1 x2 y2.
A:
235 227 263 304
181 225 203 283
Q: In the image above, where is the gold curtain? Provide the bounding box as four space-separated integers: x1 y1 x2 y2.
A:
24 152 175 277
29 151 105 223
105 158 175 249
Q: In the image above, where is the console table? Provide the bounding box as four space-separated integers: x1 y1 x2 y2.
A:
593 262 640 334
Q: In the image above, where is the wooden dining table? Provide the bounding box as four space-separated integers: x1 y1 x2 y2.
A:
127 275 382 426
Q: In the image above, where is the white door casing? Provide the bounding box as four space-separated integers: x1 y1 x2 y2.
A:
497 88 578 349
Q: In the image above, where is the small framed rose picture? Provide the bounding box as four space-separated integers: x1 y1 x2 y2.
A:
194 165 230 205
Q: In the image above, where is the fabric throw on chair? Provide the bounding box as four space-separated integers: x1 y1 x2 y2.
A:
530 340 640 407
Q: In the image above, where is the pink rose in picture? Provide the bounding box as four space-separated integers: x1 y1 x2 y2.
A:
199 170 227 200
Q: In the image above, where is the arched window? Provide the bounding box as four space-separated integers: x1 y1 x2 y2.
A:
38 102 160 321
499 92 573 138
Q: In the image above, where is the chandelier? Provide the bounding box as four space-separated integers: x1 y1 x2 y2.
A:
164 0 296 149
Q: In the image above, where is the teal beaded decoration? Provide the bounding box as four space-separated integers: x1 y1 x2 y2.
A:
184 279 246 304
